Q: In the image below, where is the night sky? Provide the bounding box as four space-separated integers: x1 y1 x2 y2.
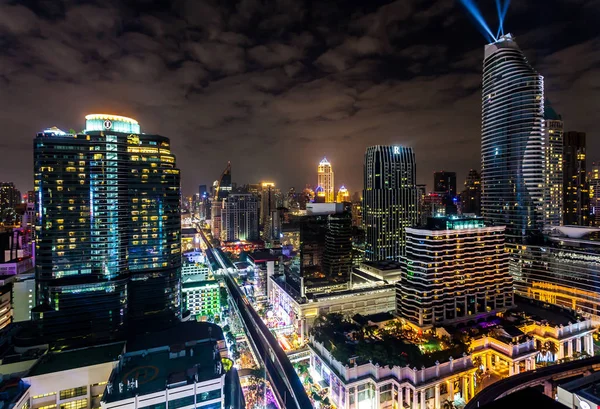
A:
0 0 598 196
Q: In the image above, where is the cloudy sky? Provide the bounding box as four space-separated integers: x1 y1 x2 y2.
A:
1 0 599 196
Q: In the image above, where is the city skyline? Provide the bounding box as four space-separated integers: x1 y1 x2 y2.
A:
0 0 598 195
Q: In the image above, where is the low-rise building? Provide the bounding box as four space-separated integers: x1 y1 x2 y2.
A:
181 259 220 320
558 371 600 409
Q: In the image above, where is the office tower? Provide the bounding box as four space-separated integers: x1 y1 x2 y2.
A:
211 162 231 239
220 193 259 242
317 158 335 203
460 169 481 215
34 114 181 340
314 186 326 203
260 182 276 227
589 163 600 226
363 145 418 261
433 171 456 197
336 186 350 203
0 182 21 211
322 211 352 282
481 34 545 239
397 216 513 328
543 102 564 228
563 131 589 226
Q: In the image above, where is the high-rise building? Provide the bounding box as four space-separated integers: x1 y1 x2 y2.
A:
563 131 589 226
211 162 231 239
397 216 513 328
317 158 334 203
363 145 418 261
0 182 21 212
336 185 350 203
322 211 352 283
481 34 545 240
460 169 482 215
420 192 445 225
589 163 600 226
260 182 276 230
220 193 259 242
543 102 564 228
433 171 456 197
34 114 181 340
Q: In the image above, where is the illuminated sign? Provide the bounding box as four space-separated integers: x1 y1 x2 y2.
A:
103 120 113 130
393 146 400 154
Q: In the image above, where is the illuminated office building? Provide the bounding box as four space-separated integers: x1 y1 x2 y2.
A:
220 194 259 242
543 102 564 228
336 185 350 203
0 182 21 212
460 169 481 215
317 158 335 203
34 114 181 340
363 145 418 261
420 192 445 225
322 211 352 283
211 162 231 239
433 171 456 197
589 163 600 226
397 216 513 328
563 131 589 226
481 34 545 240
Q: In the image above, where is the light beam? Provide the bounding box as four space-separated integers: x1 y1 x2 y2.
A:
459 0 497 43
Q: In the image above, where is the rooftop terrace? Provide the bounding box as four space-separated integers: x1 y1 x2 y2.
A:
28 342 124 376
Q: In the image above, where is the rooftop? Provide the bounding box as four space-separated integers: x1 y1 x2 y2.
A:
103 341 222 403
127 322 224 352
480 387 565 409
361 260 402 271
513 296 580 327
561 370 600 405
28 342 125 376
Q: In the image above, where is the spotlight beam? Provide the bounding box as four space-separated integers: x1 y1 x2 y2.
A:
459 0 497 43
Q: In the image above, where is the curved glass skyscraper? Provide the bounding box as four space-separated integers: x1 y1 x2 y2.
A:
34 114 181 342
363 145 418 261
481 34 545 240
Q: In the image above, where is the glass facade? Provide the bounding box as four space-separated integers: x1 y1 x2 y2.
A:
34 115 181 340
481 34 545 240
363 145 418 261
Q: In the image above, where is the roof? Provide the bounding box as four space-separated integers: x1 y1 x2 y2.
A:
127 322 224 352
480 388 565 409
353 312 395 325
560 370 600 405
514 296 580 326
544 99 562 121
248 250 279 262
103 341 222 403
362 260 402 271
28 342 125 376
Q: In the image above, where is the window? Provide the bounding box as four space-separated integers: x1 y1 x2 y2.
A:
196 389 221 403
59 387 86 400
59 399 87 409
167 396 194 409
198 404 221 409
37 405 57 409
140 404 166 409
21 401 30 409
33 393 56 399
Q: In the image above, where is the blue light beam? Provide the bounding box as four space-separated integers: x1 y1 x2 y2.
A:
496 0 511 37
459 0 497 43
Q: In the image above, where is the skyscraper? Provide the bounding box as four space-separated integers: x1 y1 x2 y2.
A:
589 163 600 226
34 114 181 340
460 169 481 215
0 182 21 212
317 158 334 203
543 102 564 228
336 185 350 203
433 171 456 197
322 211 352 283
211 162 231 239
563 131 589 226
220 193 259 242
481 34 545 240
363 145 418 261
260 182 276 230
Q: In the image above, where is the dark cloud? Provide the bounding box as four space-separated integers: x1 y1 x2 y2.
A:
0 0 598 196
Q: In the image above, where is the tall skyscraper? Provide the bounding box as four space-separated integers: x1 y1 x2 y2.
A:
363 145 418 261
481 34 545 240
220 193 259 242
397 216 513 328
460 169 481 215
589 163 600 226
260 182 276 227
563 131 589 226
322 211 352 283
211 162 231 239
34 114 181 340
317 158 334 203
0 182 21 211
433 171 456 197
543 102 564 228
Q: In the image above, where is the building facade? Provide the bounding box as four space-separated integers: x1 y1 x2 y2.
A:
220 194 259 242
34 114 181 340
337 186 350 203
0 182 21 212
318 158 335 203
563 131 589 226
397 217 513 328
460 170 481 215
543 103 564 228
363 146 418 261
322 211 353 283
590 163 600 226
481 34 545 240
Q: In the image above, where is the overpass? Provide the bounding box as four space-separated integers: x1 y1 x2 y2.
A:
200 230 313 409
465 356 600 408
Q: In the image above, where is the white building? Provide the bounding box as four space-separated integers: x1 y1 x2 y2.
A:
317 158 335 203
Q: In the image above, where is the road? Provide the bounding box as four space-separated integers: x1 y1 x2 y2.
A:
199 228 313 409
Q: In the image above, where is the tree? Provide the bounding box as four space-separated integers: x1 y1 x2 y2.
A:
223 324 231 333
